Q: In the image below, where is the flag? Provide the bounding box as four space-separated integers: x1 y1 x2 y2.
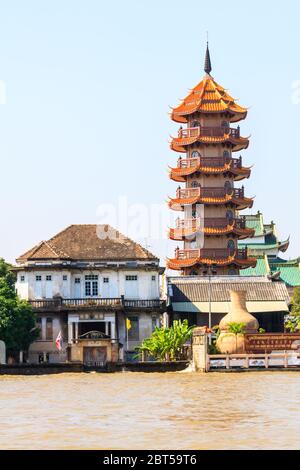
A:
55 331 63 351
126 318 131 330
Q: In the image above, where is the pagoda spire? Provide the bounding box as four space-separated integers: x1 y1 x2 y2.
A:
204 42 212 75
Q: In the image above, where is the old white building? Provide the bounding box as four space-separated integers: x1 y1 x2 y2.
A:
15 224 165 365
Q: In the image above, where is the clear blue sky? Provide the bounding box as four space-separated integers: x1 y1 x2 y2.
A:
0 0 300 264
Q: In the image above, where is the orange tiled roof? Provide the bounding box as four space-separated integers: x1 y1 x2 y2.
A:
168 194 254 211
171 76 247 123
169 162 251 182
170 132 249 153
167 254 257 270
169 225 255 241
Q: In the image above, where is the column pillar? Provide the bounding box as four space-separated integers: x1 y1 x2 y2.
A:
111 321 116 340
75 322 79 341
68 322 73 343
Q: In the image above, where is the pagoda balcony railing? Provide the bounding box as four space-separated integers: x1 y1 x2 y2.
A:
175 248 248 261
176 187 245 199
175 217 247 230
175 218 201 230
177 156 242 169
176 187 201 199
178 126 240 139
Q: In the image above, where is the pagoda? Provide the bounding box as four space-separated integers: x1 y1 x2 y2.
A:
167 45 257 275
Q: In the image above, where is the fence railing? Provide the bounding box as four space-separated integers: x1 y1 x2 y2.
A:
208 353 300 371
179 126 241 139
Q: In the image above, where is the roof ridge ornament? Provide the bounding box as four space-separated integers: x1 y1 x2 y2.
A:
204 41 212 75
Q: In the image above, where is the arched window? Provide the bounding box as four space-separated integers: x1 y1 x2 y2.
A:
224 180 233 194
228 269 237 276
227 239 235 254
191 150 200 159
191 120 200 128
226 210 234 221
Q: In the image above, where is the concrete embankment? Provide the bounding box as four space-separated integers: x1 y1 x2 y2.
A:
0 361 190 375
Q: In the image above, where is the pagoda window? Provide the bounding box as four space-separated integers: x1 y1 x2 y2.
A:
222 121 229 129
191 120 200 128
191 150 200 158
224 180 233 194
226 210 234 221
227 239 235 254
191 181 200 188
228 269 237 276
223 150 230 159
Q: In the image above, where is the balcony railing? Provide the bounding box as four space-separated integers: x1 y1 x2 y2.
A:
123 299 165 309
175 248 248 261
176 187 201 199
176 155 243 170
175 217 247 231
29 297 166 311
175 186 245 200
178 126 240 139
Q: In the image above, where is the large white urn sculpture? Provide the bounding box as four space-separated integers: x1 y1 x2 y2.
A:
216 290 259 354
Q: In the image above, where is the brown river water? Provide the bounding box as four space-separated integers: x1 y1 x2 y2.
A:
0 371 299 450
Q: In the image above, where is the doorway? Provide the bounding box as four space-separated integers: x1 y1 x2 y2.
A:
83 347 107 366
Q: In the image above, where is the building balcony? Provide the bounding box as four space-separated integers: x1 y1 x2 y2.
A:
29 297 166 312
176 216 246 230
175 247 248 261
177 155 242 170
169 186 253 212
170 155 250 183
178 126 241 139
171 125 249 153
176 186 245 200
169 216 254 241
167 245 257 270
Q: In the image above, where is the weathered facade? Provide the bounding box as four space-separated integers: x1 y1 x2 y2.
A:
15 224 165 364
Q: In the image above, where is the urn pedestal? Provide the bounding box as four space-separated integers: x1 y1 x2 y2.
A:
216 290 259 354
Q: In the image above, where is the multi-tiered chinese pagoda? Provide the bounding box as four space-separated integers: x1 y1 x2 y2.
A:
167 45 257 275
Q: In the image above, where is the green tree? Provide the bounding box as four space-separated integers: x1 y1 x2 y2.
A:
137 319 194 362
0 258 38 354
291 287 300 315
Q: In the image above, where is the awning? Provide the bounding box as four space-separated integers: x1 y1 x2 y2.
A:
171 301 289 314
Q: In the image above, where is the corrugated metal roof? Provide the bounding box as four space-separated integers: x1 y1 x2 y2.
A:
168 278 290 303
